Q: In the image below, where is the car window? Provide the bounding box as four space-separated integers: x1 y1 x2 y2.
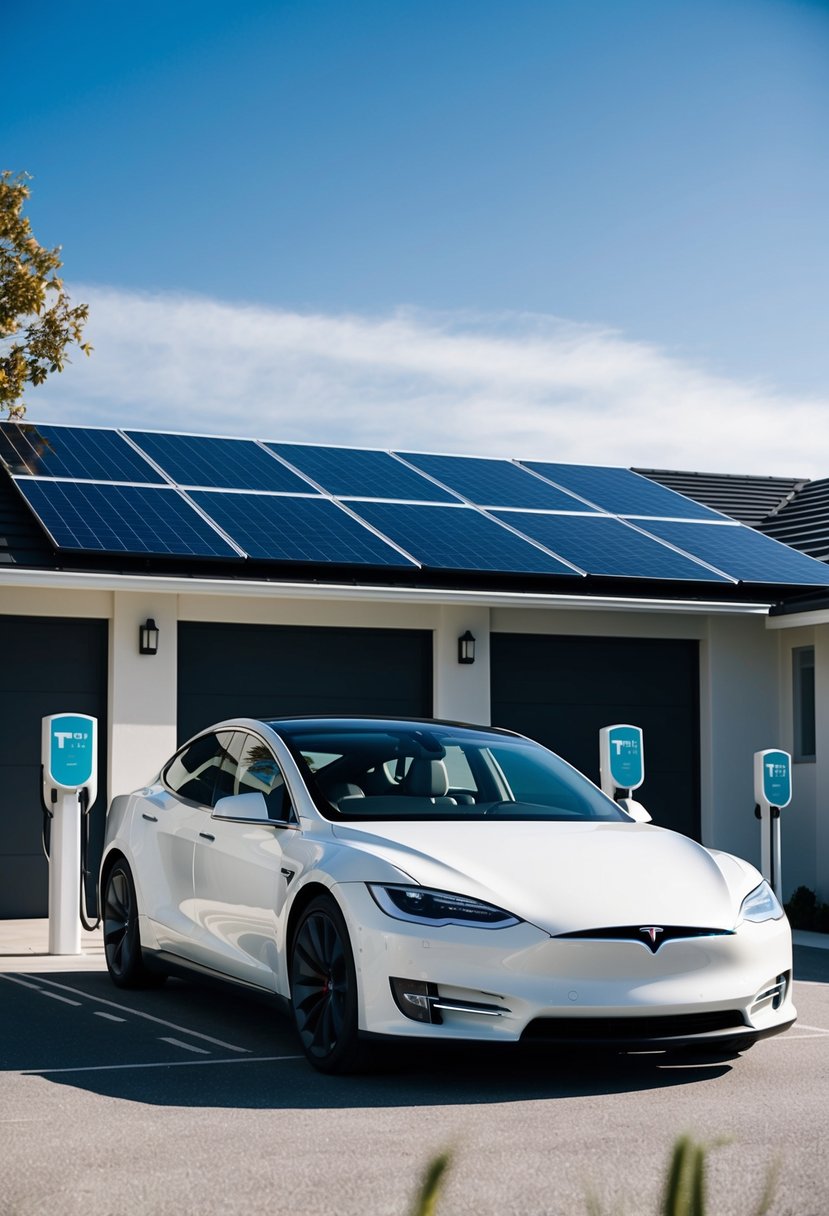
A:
217 731 293 821
276 724 628 822
299 750 342 773
165 732 234 807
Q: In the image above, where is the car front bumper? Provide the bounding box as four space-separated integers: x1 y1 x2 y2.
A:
337 883 796 1049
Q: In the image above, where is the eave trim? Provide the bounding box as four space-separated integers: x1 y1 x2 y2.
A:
0 567 773 616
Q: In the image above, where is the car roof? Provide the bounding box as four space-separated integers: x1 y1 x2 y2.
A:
261 715 521 739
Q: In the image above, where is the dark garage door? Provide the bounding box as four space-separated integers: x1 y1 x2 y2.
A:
491 634 700 838
0 616 108 918
178 623 433 743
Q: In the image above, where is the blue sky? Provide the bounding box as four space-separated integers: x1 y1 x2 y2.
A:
6 0 829 474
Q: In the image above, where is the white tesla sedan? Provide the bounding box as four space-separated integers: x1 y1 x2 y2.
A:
101 717 795 1072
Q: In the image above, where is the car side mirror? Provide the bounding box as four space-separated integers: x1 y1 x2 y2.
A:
212 791 270 822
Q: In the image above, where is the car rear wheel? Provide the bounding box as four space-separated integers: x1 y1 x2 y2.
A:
290 895 369 1074
103 859 165 989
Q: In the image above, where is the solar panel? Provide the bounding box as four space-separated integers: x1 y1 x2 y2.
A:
127 431 316 493
0 423 163 484
639 520 829 586
349 502 582 574
190 492 417 567
492 512 730 581
13 479 239 557
267 443 461 502
521 462 725 520
397 452 595 511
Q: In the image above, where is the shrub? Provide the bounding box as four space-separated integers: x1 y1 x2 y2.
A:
412 1136 778 1216
785 884 829 932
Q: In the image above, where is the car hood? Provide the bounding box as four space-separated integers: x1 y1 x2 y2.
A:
331 820 757 934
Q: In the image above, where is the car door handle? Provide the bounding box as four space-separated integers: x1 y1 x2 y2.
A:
142 813 158 823
199 832 215 842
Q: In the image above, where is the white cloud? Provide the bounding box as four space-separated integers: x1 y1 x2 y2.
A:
23 285 829 477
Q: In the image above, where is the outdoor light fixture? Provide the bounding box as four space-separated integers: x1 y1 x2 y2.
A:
139 618 159 656
457 630 476 665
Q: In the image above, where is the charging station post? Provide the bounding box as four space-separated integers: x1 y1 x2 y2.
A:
41 713 98 955
753 749 791 903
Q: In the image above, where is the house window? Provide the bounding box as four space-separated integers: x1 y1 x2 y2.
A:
793 647 816 762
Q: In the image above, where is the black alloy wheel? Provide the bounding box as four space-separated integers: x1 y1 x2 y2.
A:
290 895 367 1073
103 860 164 988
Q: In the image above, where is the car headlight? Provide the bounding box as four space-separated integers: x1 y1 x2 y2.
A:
739 880 784 923
367 883 520 929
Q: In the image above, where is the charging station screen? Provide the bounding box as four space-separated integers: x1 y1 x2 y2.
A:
47 715 96 789
760 750 791 809
604 725 644 791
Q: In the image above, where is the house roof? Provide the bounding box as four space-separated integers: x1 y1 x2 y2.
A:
633 468 807 527
636 468 829 565
758 478 829 564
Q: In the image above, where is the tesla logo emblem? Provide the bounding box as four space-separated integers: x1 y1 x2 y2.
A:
640 926 664 951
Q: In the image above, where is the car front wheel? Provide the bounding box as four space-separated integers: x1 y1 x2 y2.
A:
290 894 368 1073
103 859 165 989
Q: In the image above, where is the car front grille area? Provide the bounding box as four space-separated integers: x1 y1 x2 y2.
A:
750 972 789 1016
521 1010 746 1044
555 925 735 953
390 977 510 1024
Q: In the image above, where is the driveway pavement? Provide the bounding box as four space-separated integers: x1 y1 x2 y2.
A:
1 922 827 1215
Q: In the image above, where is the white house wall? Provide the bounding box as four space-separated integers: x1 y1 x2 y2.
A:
699 615 779 872
109 591 179 798
767 613 829 903
774 625 817 897
815 627 829 902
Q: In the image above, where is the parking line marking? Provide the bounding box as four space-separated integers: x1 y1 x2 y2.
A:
1 976 45 992
16 1054 302 1076
40 991 81 1006
780 1033 829 1040
0 974 250 1054
94 1011 126 1023
0 974 84 1007
790 1022 829 1034
160 1037 210 1054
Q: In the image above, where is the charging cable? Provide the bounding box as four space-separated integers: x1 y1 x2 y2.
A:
78 786 102 932
39 765 55 862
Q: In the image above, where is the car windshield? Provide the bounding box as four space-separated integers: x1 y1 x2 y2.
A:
274 722 629 822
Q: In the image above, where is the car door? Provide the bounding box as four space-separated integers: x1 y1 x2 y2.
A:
131 730 233 957
191 730 295 989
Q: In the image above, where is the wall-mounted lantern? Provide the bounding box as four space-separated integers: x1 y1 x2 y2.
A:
457 630 476 665
139 618 159 656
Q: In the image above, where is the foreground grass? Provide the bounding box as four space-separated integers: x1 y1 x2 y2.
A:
411 1137 778 1216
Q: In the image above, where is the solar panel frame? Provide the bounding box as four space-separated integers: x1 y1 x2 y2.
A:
189 490 420 567
395 451 599 511
126 430 318 493
520 461 727 521
491 511 731 582
347 501 584 575
266 443 462 502
0 422 164 484
13 478 241 558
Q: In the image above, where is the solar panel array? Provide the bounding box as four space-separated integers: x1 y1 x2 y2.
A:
2 421 828 588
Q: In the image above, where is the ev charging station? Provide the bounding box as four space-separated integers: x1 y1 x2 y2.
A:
754 748 791 903
599 724 651 822
41 713 98 955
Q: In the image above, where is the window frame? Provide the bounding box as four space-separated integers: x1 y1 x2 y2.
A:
162 730 236 808
213 729 297 825
792 645 816 763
